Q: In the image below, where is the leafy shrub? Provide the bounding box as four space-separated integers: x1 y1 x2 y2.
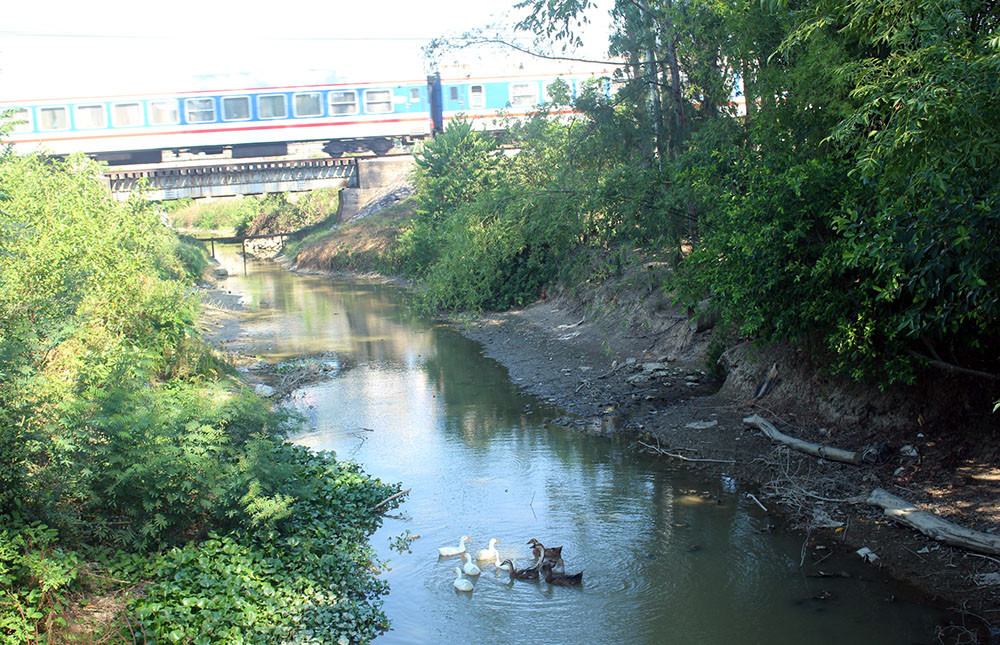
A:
238 191 340 238
0 149 404 642
412 121 500 223
118 447 400 644
173 235 211 280
69 383 303 549
168 196 258 233
0 522 80 642
293 187 340 225
403 117 595 311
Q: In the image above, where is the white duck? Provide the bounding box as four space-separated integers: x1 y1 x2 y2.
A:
437 536 471 557
452 566 474 592
462 553 481 576
476 538 500 561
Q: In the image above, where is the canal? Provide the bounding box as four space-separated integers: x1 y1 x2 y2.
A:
213 248 945 644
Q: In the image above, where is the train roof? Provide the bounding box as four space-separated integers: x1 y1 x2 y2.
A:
1 66 621 107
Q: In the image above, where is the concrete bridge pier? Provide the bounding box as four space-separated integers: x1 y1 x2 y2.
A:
336 156 415 222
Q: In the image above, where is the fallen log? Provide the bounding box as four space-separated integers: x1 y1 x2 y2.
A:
743 414 862 465
865 488 1000 556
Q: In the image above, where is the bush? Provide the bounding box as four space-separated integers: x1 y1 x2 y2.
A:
0 150 404 642
168 197 258 233
118 447 399 644
0 522 80 643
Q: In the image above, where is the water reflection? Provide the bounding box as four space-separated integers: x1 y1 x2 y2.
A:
213 247 944 644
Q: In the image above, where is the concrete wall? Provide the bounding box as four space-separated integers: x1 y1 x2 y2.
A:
337 156 415 222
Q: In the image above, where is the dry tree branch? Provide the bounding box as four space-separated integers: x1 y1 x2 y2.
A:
637 440 736 464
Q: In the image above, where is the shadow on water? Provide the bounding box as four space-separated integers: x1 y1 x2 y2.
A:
214 247 949 645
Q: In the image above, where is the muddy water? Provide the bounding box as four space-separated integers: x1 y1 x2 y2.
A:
213 248 944 644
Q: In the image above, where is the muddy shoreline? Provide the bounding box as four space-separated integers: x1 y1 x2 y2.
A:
201 258 999 638
460 296 998 633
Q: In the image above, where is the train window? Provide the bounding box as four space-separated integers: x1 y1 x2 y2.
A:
469 85 485 109
7 108 33 133
363 90 393 114
258 94 287 119
510 83 539 107
38 106 69 131
449 87 459 101
76 104 107 129
149 100 180 125
294 92 323 117
185 98 215 123
329 91 358 115
409 88 420 102
222 96 251 121
111 102 143 127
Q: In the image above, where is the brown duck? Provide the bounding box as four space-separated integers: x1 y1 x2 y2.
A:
500 559 540 581
527 538 564 573
541 560 583 587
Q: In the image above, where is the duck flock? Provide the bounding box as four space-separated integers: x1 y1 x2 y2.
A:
438 536 584 593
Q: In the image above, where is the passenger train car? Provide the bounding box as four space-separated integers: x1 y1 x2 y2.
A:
0 70 613 165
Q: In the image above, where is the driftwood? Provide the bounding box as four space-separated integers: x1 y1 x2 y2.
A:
865 488 1000 556
743 414 862 465
372 488 411 512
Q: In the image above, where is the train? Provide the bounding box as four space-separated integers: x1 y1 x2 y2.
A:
0 69 615 165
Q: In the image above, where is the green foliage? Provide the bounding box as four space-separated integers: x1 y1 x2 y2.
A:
678 152 859 359
818 0 1000 379
406 0 1000 391
72 383 304 549
0 522 80 643
168 196 258 233
165 189 338 237
238 190 340 238
293 187 341 226
174 234 212 280
403 106 679 311
413 121 500 223
0 150 403 641
663 0 1000 384
117 447 400 644
0 154 207 520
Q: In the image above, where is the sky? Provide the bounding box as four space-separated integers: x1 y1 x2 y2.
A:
1 0 615 99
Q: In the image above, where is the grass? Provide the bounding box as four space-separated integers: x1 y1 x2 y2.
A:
286 198 416 273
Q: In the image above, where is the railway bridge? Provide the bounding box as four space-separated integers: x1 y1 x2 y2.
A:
104 154 415 222
104 156 359 201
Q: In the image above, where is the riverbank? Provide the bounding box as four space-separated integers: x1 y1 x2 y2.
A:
275 243 999 637
456 290 1000 631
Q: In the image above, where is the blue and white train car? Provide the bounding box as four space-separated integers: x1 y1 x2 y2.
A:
435 71 607 132
0 69 614 165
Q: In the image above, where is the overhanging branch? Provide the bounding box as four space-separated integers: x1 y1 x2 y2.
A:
431 36 629 67
908 351 999 381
